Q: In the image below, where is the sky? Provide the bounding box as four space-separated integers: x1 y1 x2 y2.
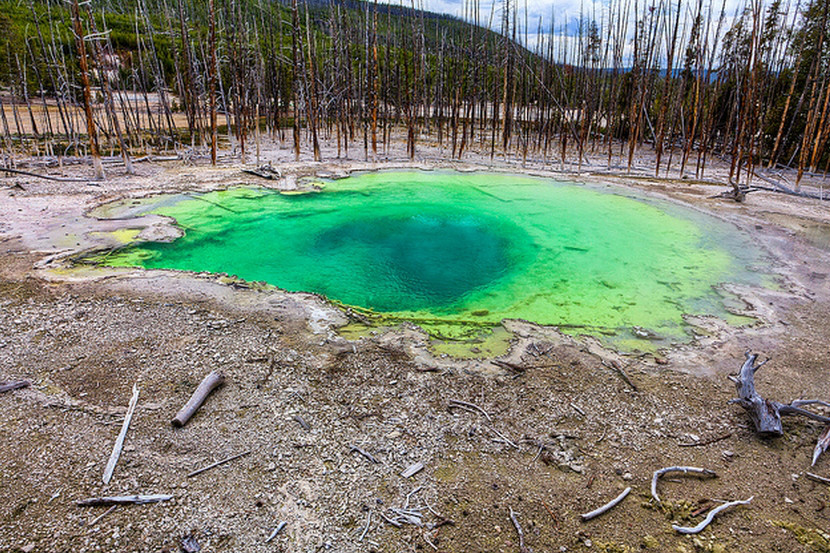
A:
382 0 785 64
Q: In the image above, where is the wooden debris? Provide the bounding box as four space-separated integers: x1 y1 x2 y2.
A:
813 425 830 466
0 166 88 182
265 521 286 543
87 505 117 527
651 466 717 503
103 383 139 485
805 472 830 485
358 509 372 541
401 462 424 478
448 399 492 422
0 380 31 393
730 351 830 436
180 534 201 553
293 415 311 431
349 446 380 464
187 450 251 478
76 494 173 507
570 402 586 416
672 496 753 534
581 487 631 521
601 359 638 391
172 371 225 427
242 164 282 180
508 507 529 553
492 359 526 373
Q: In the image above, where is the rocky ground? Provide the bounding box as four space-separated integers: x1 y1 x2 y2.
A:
1 138 830 553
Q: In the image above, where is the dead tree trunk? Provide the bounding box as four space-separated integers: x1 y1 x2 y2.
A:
70 0 105 180
730 350 830 437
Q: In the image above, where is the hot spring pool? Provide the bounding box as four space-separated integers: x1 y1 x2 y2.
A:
96 171 769 349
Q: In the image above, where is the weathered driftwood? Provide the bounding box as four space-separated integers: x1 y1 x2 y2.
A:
242 164 281 180
651 466 717 503
265 521 286 543
187 450 251 478
447 399 492 422
805 472 830 485
103 383 139 485
76 494 173 506
400 462 424 478
350 446 380 464
508 507 528 553
581 487 631 521
729 351 830 436
813 425 830 466
87 505 118 527
172 371 225 427
672 496 753 534
0 380 30 393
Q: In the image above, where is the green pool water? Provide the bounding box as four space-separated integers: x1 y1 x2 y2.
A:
97 171 768 349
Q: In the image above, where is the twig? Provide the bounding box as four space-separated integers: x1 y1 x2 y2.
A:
76 494 173 506
539 499 559 530
103 383 139 485
678 432 732 447
448 399 492 422
570 402 586 416
488 426 520 449
0 380 31 393
580 487 631 521
87 505 117 527
651 466 717 503
350 446 380 464
422 530 439 550
508 507 529 553
672 496 753 534
358 509 372 542
805 472 830 485
601 359 638 391
265 521 286 543
171 371 225 427
293 415 311 431
187 450 251 478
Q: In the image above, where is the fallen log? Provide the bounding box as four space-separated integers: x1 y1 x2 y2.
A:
171 371 225 427
729 351 830 436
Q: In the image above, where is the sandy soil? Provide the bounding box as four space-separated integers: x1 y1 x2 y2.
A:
2 135 830 553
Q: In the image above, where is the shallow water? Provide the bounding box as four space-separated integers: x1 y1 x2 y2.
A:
100 171 768 348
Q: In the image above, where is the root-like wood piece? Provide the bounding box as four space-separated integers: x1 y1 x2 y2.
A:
672 496 753 534
171 371 225 428
651 466 716 503
730 351 830 436
581 487 631 521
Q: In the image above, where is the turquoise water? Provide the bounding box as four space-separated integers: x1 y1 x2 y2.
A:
99 171 767 348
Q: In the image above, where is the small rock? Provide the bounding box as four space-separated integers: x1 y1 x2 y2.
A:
622 472 633 481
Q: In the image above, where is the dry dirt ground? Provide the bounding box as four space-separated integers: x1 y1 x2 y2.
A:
2 138 830 553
